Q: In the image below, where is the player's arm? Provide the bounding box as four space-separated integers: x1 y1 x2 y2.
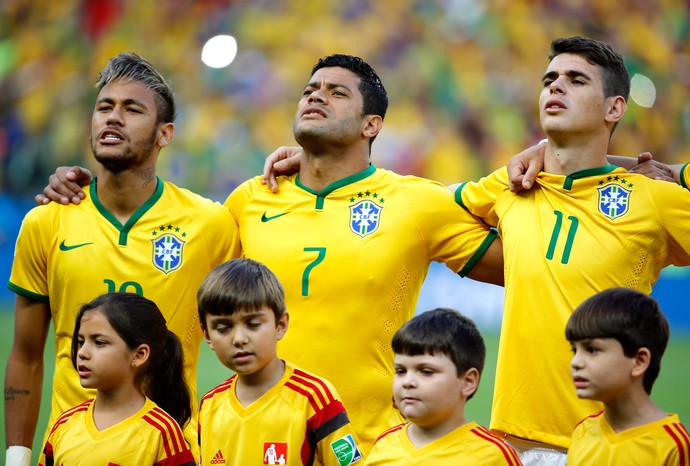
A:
623 152 682 184
34 166 93 205
261 146 302 193
464 235 504 286
4 295 51 466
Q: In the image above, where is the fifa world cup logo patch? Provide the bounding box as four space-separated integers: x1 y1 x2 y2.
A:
597 183 631 220
151 229 185 274
330 434 363 465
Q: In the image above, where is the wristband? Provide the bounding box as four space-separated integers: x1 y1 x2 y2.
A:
6 446 32 466
539 138 548 144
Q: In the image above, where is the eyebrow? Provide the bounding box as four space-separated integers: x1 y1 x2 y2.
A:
96 97 148 108
542 69 592 82
304 81 353 93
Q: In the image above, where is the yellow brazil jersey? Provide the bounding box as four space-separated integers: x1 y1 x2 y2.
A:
198 360 363 466
365 421 522 465
226 164 496 451
568 411 690 466
457 165 690 448
39 397 195 466
9 177 239 451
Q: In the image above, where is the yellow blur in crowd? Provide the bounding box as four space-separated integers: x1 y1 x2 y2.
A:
1 0 690 198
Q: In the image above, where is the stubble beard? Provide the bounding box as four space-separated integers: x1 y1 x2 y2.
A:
91 127 158 174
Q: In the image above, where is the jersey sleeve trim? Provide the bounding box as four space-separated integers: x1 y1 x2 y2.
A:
7 282 49 302
457 229 498 277
454 182 468 208
681 163 690 190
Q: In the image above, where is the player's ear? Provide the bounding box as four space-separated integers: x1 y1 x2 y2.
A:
131 343 151 368
276 312 289 340
362 115 382 140
631 347 651 377
157 122 175 148
605 95 626 124
202 326 215 350
460 367 480 398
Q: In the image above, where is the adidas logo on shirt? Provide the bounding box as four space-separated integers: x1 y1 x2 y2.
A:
210 449 226 464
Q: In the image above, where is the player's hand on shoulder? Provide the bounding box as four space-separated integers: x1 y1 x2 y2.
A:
261 146 303 193
628 152 677 184
507 140 546 193
35 166 92 205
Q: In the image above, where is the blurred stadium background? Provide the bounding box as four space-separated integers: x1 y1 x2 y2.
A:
1 0 689 461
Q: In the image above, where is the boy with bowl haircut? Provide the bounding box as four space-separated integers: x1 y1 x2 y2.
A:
365 308 521 465
566 288 689 465
197 258 363 466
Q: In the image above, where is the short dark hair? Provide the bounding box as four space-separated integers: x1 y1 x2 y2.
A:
71 293 191 428
549 36 630 102
392 308 486 400
311 54 388 122
565 287 669 394
96 52 176 123
197 258 286 328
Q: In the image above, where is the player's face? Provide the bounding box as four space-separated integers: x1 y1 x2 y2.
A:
539 53 611 137
76 308 137 392
204 307 288 380
570 338 635 402
293 66 366 149
393 352 467 429
90 78 164 173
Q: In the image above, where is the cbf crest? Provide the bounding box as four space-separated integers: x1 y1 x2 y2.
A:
151 233 185 274
350 199 383 237
597 183 631 220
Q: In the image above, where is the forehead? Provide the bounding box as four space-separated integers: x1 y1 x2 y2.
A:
206 306 275 321
80 308 111 330
308 66 361 89
97 78 157 105
394 352 453 366
546 53 601 79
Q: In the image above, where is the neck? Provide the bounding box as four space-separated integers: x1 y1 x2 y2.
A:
543 131 610 175
406 413 467 448
603 389 667 433
95 166 158 224
93 386 145 431
235 358 285 407
299 146 370 192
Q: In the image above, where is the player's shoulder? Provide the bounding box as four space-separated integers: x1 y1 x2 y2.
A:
50 399 94 435
200 375 236 407
373 422 406 444
284 361 342 404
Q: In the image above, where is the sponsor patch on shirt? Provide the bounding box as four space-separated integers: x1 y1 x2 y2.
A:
263 442 287 465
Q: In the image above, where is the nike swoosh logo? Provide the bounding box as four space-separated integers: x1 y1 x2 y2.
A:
261 211 290 223
59 240 93 251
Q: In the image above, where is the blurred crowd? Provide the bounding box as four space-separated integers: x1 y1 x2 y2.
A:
1 0 690 200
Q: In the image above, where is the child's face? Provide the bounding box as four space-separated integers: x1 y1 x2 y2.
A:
203 306 288 377
393 352 470 429
570 338 636 402
75 308 137 391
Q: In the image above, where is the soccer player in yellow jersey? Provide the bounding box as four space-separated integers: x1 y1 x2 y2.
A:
39 293 195 466
566 288 690 466
197 259 363 466
365 309 521 466
455 36 690 464
227 54 503 450
5 53 238 466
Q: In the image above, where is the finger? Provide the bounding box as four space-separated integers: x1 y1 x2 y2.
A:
47 175 84 204
269 173 278 193
34 194 50 205
509 175 525 193
41 185 71 205
637 152 653 164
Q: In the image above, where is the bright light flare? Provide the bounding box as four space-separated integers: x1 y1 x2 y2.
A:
630 73 656 108
201 35 238 69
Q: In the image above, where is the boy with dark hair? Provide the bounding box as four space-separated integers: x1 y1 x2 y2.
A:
365 308 521 465
566 288 689 465
196 258 363 466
